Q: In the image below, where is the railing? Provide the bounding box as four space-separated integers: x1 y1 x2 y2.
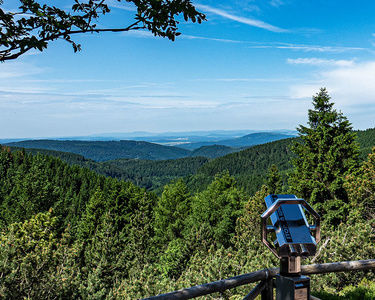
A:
144 259 375 300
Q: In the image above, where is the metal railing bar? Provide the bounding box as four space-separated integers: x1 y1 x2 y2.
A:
242 280 266 300
143 259 375 300
143 268 278 300
302 259 375 275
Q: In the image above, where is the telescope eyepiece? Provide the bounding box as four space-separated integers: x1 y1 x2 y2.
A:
288 244 298 256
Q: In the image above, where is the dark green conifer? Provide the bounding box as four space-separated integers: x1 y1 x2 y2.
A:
289 88 359 213
266 164 282 194
154 179 191 243
189 172 245 248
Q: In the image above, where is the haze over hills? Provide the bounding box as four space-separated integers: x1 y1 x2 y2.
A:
5 140 190 161
5 128 375 195
4 131 297 161
0 129 297 145
178 132 296 150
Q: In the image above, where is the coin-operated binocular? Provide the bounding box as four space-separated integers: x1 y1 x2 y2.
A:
261 194 320 300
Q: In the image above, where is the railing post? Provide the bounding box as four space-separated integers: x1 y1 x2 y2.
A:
261 276 273 300
243 281 266 300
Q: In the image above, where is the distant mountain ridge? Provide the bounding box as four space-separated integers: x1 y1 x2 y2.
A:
5 128 375 194
6 140 190 161
178 132 295 150
0 129 297 145
5 132 296 161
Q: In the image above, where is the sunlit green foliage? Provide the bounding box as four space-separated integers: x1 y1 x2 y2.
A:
188 172 246 248
0 210 80 298
345 147 375 224
266 164 282 194
154 179 191 243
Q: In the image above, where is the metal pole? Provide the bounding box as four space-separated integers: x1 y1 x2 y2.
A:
261 278 273 300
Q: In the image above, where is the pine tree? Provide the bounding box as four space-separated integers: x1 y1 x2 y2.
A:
266 164 282 194
188 172 245 247
289 88 359 213
154 179 191 244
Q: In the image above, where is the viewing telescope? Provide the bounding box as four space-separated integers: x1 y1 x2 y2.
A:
261 194 321 300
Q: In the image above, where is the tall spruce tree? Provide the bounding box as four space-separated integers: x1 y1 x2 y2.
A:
289 88 359 213
154 179 191 244
266 164 282 194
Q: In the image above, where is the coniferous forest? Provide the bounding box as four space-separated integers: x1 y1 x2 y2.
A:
0 89 375 299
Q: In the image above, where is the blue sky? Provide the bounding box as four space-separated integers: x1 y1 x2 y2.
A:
1 0 375 138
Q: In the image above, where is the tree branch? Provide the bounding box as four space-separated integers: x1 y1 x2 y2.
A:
0 0 206 61
0 21 144 61
68 20 143 34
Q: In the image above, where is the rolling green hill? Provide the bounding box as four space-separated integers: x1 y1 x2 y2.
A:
8 138 292 194
91 156 209 192
197 138 294 176
6 146 208 193
187 137 295 194
179 132 295 150
5 133 295 161
6 128 375 195
190 145 237 158
188 128 375 195
6 140 191 161
9 146 93 165
356 128 375 158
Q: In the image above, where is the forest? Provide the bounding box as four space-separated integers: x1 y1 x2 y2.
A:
6 132 295 160
0 89 374 299
9 127 375 196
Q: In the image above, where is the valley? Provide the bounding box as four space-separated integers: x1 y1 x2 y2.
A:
6 128 375 195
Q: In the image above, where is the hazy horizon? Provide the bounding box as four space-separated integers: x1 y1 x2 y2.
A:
0 128 298 140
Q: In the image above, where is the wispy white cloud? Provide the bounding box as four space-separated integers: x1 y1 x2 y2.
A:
0 62 45 79
232 0 261 13
123 30 246 43
194 77 300 83
182 34 244 43
123 31 364 58
287 58 355 67
0 74 216 110
123 31 362 54
105 0 136 11
195 4 287 32
289 61 375 112
249 43 365 53
269 0 285 7
123 30 155 38
278 45 364 52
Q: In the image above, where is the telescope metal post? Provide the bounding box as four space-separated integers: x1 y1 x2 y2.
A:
277 256 310 300
261 278 273 300
261 194 320 300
